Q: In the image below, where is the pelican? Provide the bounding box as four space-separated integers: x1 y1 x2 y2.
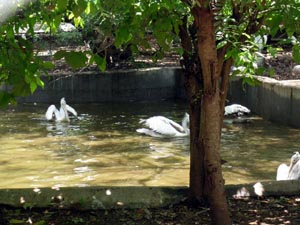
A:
45 97 77 122
276 152 300 181
136 113 190 137
224 104 250 116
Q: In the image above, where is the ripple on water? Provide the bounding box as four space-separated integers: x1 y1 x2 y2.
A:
0 102 299 188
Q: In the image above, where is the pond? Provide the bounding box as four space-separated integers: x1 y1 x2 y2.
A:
0 100 299 189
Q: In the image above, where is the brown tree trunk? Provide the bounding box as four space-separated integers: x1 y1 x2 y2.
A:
179 1 266 224
192 3 232 224
179 2 232 223
179 16 205 203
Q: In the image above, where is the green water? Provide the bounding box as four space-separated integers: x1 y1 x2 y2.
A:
0 100 298 188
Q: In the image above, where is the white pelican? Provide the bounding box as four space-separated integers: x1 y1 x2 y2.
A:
136 113 190 137
45 97 77 122
224 104 250 116
276 152 300 181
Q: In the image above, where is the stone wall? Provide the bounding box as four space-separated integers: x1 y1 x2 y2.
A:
228 75 300 128
17 67 186 103
15 68 300 127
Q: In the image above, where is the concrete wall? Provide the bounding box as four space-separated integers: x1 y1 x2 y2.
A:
17 67 185 103
15 67 300 127
228 75 300 128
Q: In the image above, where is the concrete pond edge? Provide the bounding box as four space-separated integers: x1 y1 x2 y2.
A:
1 180 300 210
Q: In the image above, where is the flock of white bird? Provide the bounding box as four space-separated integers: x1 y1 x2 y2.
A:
45 97 299 181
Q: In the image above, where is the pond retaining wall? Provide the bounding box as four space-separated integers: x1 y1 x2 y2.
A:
15 68 300 127
228 75 300 128
17 67 185 103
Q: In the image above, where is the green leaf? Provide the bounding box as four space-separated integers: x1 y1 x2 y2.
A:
54 51 88 69
41 61 55 70
30 82 37 93
36 76 44 88
269 67 275 77
255 67 265 75
267 46 277 57
9 219 25 224
115 26 132 47
292 45 300 63
57 0 68 12
53 50 67 60
13 80 31 97
0 92 15 108
72 0 87 17
65 52 88 70
268 15 282 37
93 55 106 71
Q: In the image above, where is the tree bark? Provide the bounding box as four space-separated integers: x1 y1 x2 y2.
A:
179 17 204 203
191 2 232 224
179 0 267 224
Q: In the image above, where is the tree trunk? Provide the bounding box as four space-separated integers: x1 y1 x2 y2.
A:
191 3 232 224
179 16 205 203
179 3 232 223
200 93 231 224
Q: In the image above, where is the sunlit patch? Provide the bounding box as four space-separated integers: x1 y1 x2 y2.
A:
51 185 60 190
33 187 41 194
83 176 95 181
0 0 34 24
295 198 300 202
233 187 250 199
51 194 63 203
74 158 98 163
20 196 25 204
253 182 264 197
106 189 112 195
26 217 32 224
73 166 93 173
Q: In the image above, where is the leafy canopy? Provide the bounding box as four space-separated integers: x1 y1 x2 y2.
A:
0 0 300 106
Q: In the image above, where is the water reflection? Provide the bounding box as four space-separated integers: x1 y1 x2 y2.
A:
0 101 299 188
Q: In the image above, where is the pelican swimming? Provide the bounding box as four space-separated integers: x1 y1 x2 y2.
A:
276 152 300 181
45 97 77 122
136 113 190 137
224 104 250 116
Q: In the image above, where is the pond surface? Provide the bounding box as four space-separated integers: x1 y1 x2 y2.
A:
0 100 299 189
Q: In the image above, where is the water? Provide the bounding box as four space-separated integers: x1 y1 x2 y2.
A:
0 100 299 189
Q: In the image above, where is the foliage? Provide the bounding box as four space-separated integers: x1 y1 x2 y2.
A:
0 0 300 105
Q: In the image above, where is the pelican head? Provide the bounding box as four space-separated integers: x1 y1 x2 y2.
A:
288 151 300 173
182 113 190 130
60 97 67 106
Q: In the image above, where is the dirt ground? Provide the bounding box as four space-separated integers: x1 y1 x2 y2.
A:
2 43 299 224
48 43 300 81
1 195 300 225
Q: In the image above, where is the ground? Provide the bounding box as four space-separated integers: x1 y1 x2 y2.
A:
47 43 300 81
1 196 300 225
3 40 299 224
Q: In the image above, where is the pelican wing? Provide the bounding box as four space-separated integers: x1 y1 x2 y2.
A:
45 105 58 120
136 128 165 138
288 159 300 180
166 118 185 132
142 116 182 136
276 163 289 181
66 104 77 117
224 104 250 116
